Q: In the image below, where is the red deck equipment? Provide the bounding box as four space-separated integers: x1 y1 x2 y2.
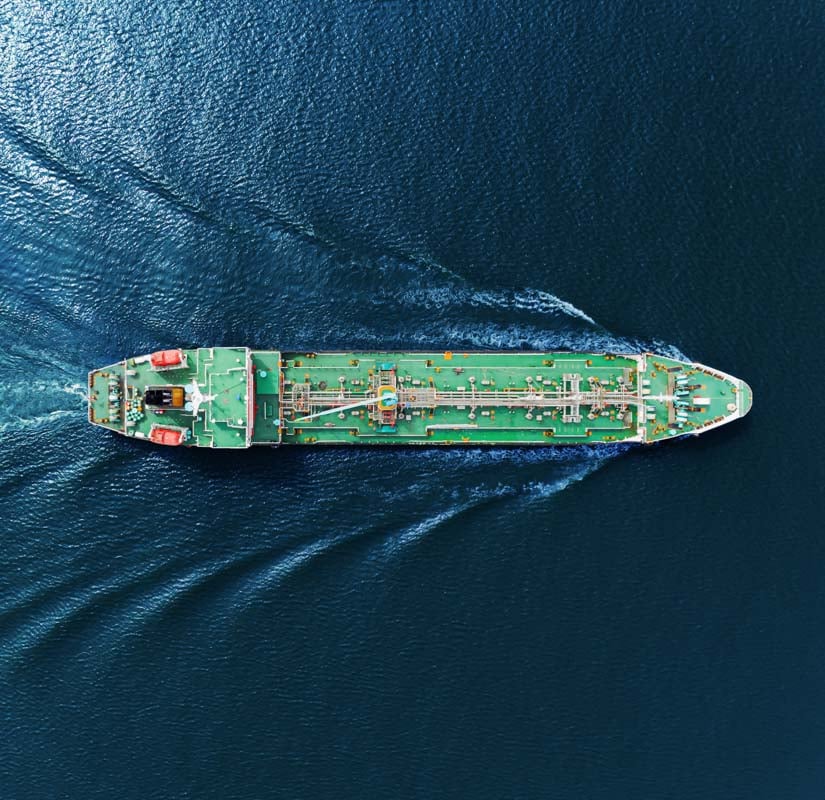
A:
150 349 184 369
149 427 185 446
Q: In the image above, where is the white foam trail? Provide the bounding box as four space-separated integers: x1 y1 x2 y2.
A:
371 254 598 324
0 409 77 434
348 322 625 353
0 381 87 435
383 446 623 552
386 284 596 324
520 457 610 498
60 382 87 399
395 501 480 545
509 288 596 324
220 450 620 601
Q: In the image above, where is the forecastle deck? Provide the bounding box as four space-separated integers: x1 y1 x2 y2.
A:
88 348 752 448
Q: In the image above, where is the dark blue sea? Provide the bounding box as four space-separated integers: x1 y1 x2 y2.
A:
1 2 824 798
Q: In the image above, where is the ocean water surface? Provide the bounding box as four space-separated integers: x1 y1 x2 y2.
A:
1 2 824 798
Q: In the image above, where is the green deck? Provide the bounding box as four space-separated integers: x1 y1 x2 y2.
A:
88 348 752 448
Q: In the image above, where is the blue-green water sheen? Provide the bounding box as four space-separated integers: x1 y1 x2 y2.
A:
1 2 824 798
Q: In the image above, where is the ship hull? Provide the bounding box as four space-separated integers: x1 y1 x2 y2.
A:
88 348 752 448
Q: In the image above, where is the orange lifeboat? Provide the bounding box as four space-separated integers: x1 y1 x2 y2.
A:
149 426 186 446
150 349 185 369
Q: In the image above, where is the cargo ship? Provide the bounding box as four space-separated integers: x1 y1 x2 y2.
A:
87 348 751 448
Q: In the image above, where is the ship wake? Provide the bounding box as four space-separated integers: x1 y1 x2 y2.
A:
0 379 87 436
